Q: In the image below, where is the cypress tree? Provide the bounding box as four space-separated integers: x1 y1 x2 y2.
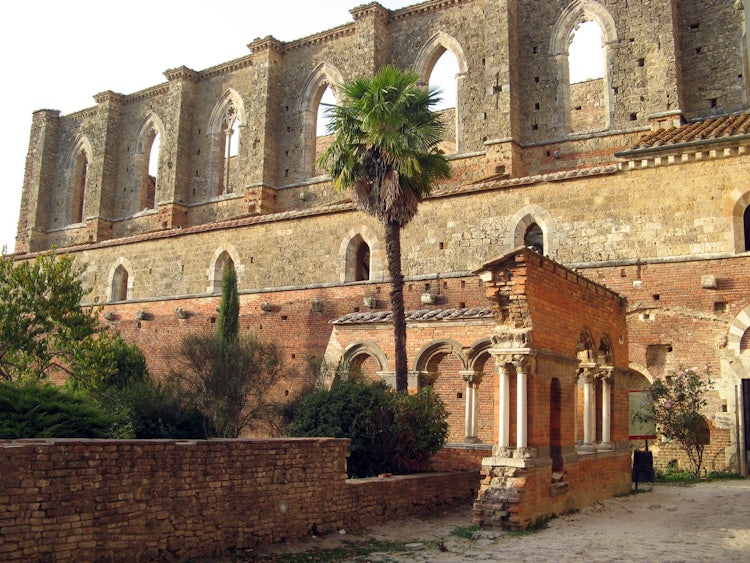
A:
217 265 239 344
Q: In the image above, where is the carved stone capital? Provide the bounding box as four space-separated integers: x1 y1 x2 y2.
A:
597 367 614 382
578 366 596 384
492 353 530 375
460 371 477 385
490 326 532 351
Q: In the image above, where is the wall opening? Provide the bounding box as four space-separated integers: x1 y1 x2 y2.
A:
743 205 750 251
212 251 235 293
141 129 159 211
344 234 371 282
315 86 337 174
223 115 240 194
428 50 459 154
568 20 606 132
71 149 88 224
550 377 563 472
524 223 544 253
111 265 129 302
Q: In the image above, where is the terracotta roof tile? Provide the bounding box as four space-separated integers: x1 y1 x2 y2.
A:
632 112 750 150
330 306 494 325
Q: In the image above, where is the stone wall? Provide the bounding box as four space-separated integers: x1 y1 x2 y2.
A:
17 0 745 253
0 439 479 562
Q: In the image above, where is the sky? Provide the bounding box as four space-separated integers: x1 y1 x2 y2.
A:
0 0 418 253
0 1 600 254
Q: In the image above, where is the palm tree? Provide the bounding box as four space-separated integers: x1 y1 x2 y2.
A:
318 66 451 392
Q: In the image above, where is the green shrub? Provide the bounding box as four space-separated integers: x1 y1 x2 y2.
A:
0 381 112 438
288 378 448 477
97 378 207 439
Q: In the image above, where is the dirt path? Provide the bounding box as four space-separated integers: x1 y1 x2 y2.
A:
240 479 750 562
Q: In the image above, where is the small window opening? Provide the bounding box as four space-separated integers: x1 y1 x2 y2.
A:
743 206 750 251
355 242 370 282
111 265 129 302
524 223 544 254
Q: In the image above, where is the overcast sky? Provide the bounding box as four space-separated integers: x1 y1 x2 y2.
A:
1 1 600 254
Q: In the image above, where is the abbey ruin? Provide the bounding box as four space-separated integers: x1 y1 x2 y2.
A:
13 0 750 529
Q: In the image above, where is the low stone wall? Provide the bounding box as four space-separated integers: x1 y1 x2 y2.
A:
0 439 478 562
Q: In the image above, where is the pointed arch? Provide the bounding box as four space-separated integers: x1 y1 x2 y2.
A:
413 31 469 81
413 31 468 154
300 62 345 177
108 258 133 302
339 225 384 282
507 205 556 257
207 89 246 197
728 304 750 355
206 244 243 294
132 113 166 214
576 327 597 363
549 0 618 133
65 136 93 225
727 188 750 253
598 334 614 367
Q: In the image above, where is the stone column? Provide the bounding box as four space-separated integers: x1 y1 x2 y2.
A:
599 368 614 450
496 362 511 454
515 358 528 451
460 371 475 440
580 367 596 451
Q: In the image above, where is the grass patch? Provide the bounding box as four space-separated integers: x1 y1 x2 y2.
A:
450 525 481 540
507 515 554 537
655 469 743 486
235 539 428 562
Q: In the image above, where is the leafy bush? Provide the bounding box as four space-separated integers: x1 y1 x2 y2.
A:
0 381 112 438
288 378 448 477
640 366 713 477
68 334 150 394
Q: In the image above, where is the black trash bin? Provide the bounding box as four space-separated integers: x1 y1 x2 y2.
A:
632 449 655 488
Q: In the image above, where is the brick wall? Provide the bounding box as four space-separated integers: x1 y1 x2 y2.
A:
0 439 479 563
474 450 632 530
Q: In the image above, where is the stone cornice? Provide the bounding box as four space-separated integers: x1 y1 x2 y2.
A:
93 90 125 105
283 23 356 53
197 55 254 80
123 83 170 103
247 35 285 55
164 65 199 82
390 0 469 22
61 107 98 123
350 2 390 21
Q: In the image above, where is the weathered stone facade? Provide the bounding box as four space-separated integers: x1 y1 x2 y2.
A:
13 0 750 501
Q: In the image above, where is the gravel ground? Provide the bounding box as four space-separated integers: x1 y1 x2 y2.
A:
229 479 750 562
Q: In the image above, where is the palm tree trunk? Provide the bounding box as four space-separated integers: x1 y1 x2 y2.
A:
385 220 408 392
